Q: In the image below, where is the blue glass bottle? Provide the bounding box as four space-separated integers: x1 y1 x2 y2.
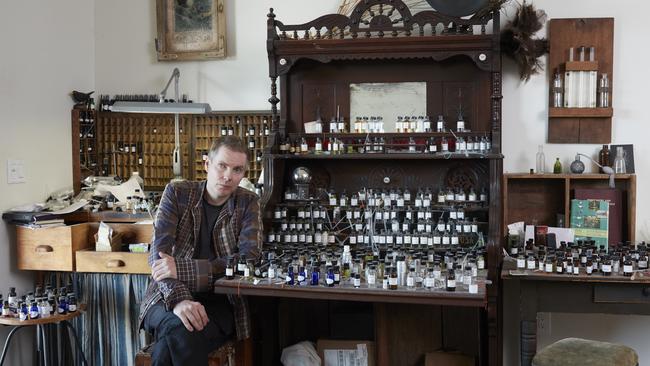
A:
285 265 295 285
29 302 39 319
58 295 68 315
20 302 28 321
311 266 320 286
326 267 335 287
297 266 307 286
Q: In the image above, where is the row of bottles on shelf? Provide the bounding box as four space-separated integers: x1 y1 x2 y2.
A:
77 109 96 138
267 219 483 247
317 114 472 134
551 46 610 108
510 239 650 277
280 135 491 155
198 149 263 163
206 121 270 137
1 284 77 320
227 244 485 293
284 187 488 206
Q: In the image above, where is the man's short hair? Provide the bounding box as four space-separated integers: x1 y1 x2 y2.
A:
208 136 249 162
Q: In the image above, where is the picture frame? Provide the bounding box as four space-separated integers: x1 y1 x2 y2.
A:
609 144 635 173
155 0 226 61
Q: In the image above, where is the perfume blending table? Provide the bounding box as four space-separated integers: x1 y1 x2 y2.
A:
214 277 491 366
0 305 88 366
502 265 650 366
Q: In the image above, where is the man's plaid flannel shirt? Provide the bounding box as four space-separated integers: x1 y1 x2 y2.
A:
139 180 262 340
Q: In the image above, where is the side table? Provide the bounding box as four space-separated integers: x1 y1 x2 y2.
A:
0 304 88 366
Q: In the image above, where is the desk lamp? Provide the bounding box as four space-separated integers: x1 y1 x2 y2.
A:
112 68 211 179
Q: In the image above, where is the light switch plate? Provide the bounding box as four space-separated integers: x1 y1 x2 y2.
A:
7 159 26 184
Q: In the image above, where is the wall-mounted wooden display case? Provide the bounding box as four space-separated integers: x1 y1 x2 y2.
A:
548 18 614 143
72 110 271 192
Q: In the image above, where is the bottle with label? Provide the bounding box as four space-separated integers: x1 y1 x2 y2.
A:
225 258 235 280
436 115 445 132
445 268 456 292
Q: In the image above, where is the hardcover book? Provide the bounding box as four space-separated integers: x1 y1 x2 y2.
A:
570 199 610 250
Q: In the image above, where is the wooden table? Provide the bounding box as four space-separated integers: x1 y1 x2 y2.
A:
0 305 88 366
502 265 650 366
214 277 490 366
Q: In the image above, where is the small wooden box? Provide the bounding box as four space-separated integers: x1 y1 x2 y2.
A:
76 222 153 274
16 224 91 271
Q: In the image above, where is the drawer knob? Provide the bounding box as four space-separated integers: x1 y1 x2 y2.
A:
106 259 126 268
643 288 650 297
35 245 54 253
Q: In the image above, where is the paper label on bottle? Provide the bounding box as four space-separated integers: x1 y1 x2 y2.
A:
517 259 526 269
225 268 233 276
544 264 553 273
244 268 250 277
527 261 536 270
351 198 358 206
469 284 478 294
602 264 612 273
326 278 334 285
624 265 633 273
447 280 456 288
368 274 376 285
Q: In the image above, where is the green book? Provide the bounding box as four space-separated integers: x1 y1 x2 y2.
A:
570 199 610 250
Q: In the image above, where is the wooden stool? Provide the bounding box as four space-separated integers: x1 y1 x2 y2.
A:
532 338 638 366
135 338 252 366
135 341 235 366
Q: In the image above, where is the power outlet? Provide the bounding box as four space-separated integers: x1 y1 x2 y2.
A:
538 313 552 336
7 159 26 184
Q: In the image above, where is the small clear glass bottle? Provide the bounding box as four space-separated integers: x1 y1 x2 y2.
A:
536 145 546 174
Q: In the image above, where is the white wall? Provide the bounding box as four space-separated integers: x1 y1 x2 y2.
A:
0 1 94 364
1 0 647 364
91 0 650 364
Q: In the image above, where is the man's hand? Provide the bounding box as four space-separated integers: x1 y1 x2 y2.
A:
152 252 177 281
173 300 209 332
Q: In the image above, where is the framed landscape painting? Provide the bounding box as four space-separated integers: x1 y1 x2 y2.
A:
156 0 226 61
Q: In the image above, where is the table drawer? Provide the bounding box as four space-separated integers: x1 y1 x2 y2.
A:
16 224 90 271
593 283 650 304
76 250 150 274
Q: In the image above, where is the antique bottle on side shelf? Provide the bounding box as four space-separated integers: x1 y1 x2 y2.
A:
613 146 626 174
553 158 562 174
536 145 546 174
598 145 610 173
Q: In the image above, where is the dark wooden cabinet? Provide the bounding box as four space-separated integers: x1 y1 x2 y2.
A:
246 1 503 365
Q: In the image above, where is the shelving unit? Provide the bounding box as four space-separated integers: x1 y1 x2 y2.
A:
220 1 504 365
503 173 636 244
72 110 271 192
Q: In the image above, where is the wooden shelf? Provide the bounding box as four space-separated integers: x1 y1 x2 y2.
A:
549 107 613 118
214 278 487 308
268 153 504 160
503 173 636 245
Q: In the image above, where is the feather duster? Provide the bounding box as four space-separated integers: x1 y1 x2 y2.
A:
501 1 548 81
